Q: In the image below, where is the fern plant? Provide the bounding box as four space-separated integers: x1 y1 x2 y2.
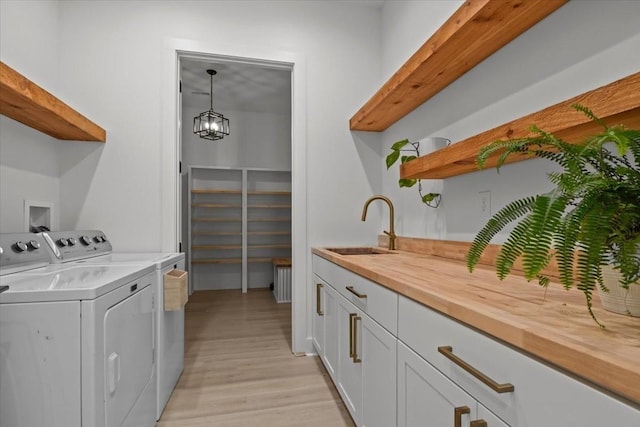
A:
466 104 640 326
386 139 441 208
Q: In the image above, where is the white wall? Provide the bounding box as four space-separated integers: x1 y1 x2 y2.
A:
44 0 382 251
0 0 62 232
379 0 640 243
182 107 291 171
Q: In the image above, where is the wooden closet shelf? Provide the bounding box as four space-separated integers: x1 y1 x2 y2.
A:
192 231 242 236
248 244 292 249
192 258 242 265
248 218 291 222
247 191 291 196
192 203 242 208
192 245 242 251
248 204 292 209
249 258 278 264
191 189 242 194
0 61 106 141
249 231 291 236
401 72 640 180
193 217 242 222
349 0 568 131
192 231 291 236
192 257 276 264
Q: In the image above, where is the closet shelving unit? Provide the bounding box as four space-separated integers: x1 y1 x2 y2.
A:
188 167 291 293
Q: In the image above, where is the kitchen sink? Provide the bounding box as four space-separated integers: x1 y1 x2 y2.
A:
326 247 396 255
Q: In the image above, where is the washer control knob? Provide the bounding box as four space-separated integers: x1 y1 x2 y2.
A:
28 240 41 250
68 237 78 246
57 238 68 247
100 235 108 242
80 235 92 246
94 236 103 243
14 241 28 252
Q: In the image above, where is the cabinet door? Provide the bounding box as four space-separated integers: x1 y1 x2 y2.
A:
477 404 510 427
323 282 339 382
336 294 363 425
361 313 397 427
311 275 325 356
398 341 478 427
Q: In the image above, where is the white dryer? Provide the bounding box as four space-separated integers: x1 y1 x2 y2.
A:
0 233 157 427
42 230 186 420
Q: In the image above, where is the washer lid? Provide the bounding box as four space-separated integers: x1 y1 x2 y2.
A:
74 252 185 269
0 264 155 303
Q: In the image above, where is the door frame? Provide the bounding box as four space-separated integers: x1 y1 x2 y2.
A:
160 37 310 354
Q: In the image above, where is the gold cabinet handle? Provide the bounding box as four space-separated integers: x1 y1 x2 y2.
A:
346 285 367 299
454 406 470 427
471 420 488 427
316 283 324 316
438 346 514 393
351 314 362 363
349 313 356 358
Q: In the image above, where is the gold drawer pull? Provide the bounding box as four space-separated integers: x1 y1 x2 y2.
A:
349 313 357 358
316 283 324 316
346 285 367 299
454 406 470 427
438 346 514 393
471 420 488 427
352 315 361 363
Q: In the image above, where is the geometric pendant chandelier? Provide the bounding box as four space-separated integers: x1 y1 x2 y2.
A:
193 69 230 141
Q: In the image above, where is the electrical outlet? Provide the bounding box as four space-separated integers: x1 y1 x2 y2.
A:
479 190 491 220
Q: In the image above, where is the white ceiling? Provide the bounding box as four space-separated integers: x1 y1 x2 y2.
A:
180 1 384 116
181 58 292 115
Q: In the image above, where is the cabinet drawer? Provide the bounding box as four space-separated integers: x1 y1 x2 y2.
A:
312 255 398 335
398 295 640 427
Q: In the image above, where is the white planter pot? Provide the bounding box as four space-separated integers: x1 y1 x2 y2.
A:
598 265 640 317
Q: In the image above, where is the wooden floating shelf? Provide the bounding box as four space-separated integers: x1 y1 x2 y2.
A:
349 0 567 131
401 72 640 180
0 61 106 141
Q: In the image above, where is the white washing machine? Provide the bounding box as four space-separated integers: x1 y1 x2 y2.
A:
0 233 157 427
42 230 186 420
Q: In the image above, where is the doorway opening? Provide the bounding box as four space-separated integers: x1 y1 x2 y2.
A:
175 51 302 350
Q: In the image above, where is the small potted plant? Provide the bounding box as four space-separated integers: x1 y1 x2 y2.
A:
386 138 448 208
466 104 640 326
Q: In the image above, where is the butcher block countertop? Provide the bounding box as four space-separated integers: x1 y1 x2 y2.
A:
312 245 640 406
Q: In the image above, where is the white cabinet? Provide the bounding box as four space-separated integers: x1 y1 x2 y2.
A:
311 275 325 356
312 254 640 427
323 281 339 381
398 295 640 427
398 341 508 427
398 341 483 427
361 312 396 427
312 255 397 427
336 295 363 423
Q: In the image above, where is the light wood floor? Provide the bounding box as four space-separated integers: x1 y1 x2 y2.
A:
157 289 355 427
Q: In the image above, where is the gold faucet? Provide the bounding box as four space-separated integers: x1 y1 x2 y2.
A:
361 195 396 250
